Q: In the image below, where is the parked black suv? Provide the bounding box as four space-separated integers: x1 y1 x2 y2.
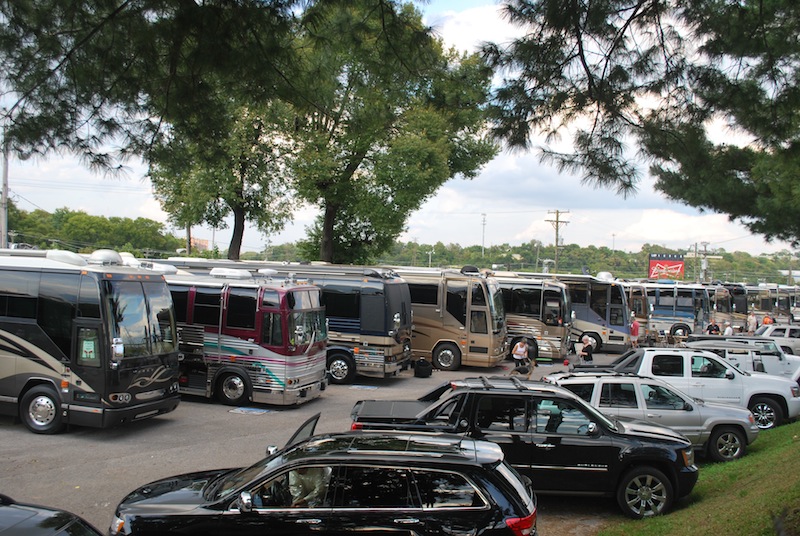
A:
0 494 102 535
351 376 699 518
109 415 537 536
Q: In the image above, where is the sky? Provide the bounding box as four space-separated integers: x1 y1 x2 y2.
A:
6 0 794 258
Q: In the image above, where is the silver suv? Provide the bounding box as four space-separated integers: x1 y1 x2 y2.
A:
543 371 759 462
754 324 800 355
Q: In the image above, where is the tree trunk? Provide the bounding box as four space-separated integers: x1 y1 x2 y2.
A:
185 224 192 254
228 205 245 260
320 202 337 262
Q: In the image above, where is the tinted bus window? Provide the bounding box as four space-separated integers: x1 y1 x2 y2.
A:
169 285 190 323
144 282 176 353
362 294 386 333
446 281 467 325
408 283 438 305
262 312 283 346
226 287 257 329
78 275 101 318
471 282 486 305
570 283 589 305
38 273 80 357
263 289 281 308
193 287 222 326
323 286 360 319
0 270 38 318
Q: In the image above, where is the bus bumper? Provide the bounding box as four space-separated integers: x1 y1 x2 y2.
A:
252 378 327 406
66 394 182 429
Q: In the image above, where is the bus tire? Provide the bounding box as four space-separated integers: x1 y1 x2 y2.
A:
432 343 461 371
671 324 691 337
216 372 250 406
328 353 357 384
20 385 65 434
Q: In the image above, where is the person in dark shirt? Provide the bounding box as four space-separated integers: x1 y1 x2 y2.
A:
579 335 593 363
706 319 720 335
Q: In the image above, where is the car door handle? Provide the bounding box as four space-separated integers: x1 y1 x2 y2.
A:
535 443 556 449
393 517 420 524
646 413 662 418
295 518 323 525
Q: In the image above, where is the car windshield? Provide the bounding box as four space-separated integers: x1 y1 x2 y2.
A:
569 393 618 431
206 456 284 502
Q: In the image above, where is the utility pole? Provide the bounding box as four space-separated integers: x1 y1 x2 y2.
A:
481 213 486 258
546 210 569 272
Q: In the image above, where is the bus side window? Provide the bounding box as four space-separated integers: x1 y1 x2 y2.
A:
470 311 487 334
76 326 102 368
262 312 283 346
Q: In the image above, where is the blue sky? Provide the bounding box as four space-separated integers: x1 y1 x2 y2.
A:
8 0 794 257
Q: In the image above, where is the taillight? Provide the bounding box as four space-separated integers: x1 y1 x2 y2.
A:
351 422 362 431
505 512 536 536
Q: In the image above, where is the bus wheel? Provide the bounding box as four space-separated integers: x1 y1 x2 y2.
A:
671 324 691 337
217 373 250 406
328 353 356 384
20 386 65 434
433 343 461 371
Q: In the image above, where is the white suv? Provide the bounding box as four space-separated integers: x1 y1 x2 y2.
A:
754 324 800 355
543 371 759 462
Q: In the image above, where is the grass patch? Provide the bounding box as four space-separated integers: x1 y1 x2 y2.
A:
598 420 800 536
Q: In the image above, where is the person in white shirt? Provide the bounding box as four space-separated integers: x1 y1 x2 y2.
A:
723 321 734 336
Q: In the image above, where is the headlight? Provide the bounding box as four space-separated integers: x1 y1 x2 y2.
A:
681 447 695 467
791 385 800 398
110 515 126 535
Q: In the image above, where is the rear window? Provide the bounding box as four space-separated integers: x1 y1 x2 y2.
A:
561 383 594 402
495 461 535 511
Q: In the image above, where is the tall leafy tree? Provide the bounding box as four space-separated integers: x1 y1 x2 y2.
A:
484 0 800 244
149 102 295 259
290 2 498 262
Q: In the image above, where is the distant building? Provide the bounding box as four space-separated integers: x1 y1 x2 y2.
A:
191 238 209 252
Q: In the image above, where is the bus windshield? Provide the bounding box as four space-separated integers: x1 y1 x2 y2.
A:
105 280 177 358
487 280 505 332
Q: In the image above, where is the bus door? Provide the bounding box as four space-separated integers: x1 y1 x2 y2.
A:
69 318 107 427
444 279 468 333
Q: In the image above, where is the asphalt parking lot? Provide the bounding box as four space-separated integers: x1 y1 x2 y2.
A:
0 353 622 535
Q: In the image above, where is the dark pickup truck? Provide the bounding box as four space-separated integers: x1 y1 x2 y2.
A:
350 376 699 519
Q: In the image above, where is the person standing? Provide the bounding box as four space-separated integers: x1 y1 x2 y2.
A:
512 338 530 366
630 313 640 348
579 335 593 363
723 321 734 336
746 311 758 335
706 319 720 335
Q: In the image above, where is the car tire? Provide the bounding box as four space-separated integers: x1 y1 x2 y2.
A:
708 426 746 462
328 353 357 384
19 385 65 434
432 342 461 371
616 466 674 519
749 397 784 429
216 372 250 406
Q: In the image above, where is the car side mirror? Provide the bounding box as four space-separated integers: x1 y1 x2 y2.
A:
266 445 278 457
725 370 735 380
587 422 599 436
458 418 470 430
239 492 253 513
683 402 693 411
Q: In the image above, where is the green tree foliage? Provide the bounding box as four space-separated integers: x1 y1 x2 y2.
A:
289 2 498 263
149 102 295 260
7 201 182 255
484 0 800 244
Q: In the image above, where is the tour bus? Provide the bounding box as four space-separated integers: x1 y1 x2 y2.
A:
166 258 413 384
746 283 797 323
389 265 508 370
704 283 742 328
164 268 328 406
642 280 711 337
620 280 653 343
524 272 632 352
488 271 572 362
0 249 181 434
